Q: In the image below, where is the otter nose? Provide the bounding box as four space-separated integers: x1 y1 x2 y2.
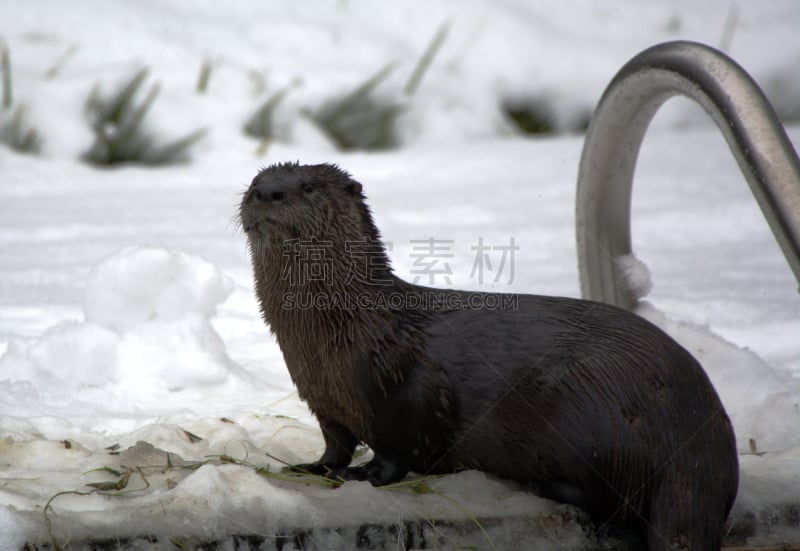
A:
250 180 287 203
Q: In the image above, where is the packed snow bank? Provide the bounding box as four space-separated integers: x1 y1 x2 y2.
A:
1 425 584 550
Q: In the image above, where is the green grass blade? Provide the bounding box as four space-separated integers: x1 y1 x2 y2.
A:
99 68 148 126
316 62 395 126
196 58 213 93
404 22 450 97
2 45 12 109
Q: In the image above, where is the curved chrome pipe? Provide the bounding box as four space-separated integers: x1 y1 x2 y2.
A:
576 40 800 310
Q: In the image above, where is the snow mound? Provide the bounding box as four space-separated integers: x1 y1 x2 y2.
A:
0 247 252 420
84 246 234 330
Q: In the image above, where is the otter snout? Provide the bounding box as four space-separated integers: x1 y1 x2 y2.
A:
247 180 288 204
240 177 291 234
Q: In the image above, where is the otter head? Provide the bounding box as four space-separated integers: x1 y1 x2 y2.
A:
240 162 391 292
240 162 371 239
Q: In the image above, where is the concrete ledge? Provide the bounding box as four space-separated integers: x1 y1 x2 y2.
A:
19 507 800 551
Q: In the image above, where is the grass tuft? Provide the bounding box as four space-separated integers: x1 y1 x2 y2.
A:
83 68 207 166
307 21 450 151
0 47 43 154
309 63 403 151
1 104 43 154
2 44 12 109
502 98 556 135
44 44 79 79
243 83 293 142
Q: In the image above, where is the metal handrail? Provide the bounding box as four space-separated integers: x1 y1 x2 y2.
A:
576 40 800 310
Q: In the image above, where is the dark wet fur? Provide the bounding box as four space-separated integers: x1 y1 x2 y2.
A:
240 162 739 551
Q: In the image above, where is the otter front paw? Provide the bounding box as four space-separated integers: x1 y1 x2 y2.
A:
326 465 372 484
326 455 408 486
282 462 336 476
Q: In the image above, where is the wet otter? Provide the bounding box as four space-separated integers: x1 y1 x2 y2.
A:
240 162 738 551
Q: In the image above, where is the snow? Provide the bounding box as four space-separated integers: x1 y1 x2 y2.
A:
615 254 653 300
0 505 26 551
1 0 800 548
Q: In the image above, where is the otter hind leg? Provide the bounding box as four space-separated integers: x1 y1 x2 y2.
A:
645 421 737 551
646 482 728 551
538 480 590 511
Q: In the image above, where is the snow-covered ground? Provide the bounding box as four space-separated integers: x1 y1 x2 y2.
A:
1 1 799 549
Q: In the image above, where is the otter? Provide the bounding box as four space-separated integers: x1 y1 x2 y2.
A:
240 162 738 551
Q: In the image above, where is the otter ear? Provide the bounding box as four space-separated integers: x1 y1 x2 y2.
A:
345 181 363 195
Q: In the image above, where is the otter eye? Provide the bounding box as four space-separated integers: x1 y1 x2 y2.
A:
302 184 315 194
